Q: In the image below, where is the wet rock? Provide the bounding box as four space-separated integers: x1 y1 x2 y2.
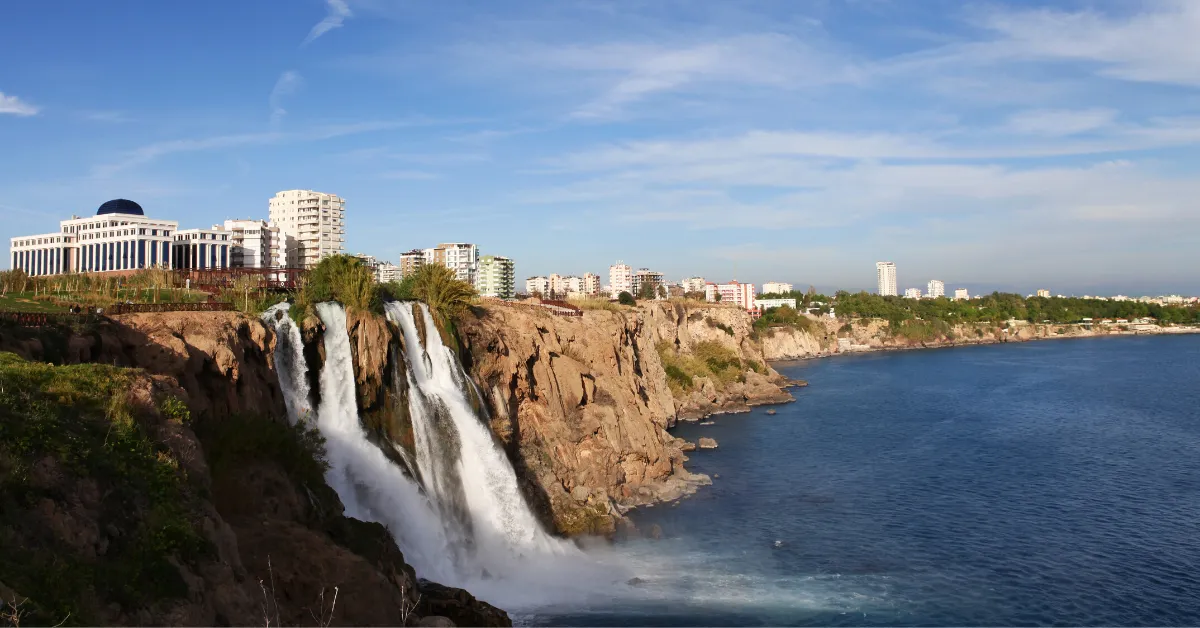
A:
679 440 697 452
698 437 719 449
418 616 457 627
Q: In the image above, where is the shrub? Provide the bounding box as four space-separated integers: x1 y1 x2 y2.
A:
409 263 478 325
706 319 735 336
617 291 636 306
294 255 379 320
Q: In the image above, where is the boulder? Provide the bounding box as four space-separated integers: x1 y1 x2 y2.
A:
698 437 719 449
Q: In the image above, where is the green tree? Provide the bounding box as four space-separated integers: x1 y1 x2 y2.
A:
410 263 478 324
618 291 636 306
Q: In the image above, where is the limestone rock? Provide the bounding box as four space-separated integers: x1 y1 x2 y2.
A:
698 437 719 449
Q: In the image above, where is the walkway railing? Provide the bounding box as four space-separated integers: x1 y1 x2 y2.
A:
107 302 234 314
0 311 101 327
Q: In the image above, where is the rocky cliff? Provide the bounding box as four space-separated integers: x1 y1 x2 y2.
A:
0 313 507 627
457 301 794 536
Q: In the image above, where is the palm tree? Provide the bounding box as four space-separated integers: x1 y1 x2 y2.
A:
410 263 477 324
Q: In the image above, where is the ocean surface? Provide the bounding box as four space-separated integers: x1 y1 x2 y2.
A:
525 335 1200 626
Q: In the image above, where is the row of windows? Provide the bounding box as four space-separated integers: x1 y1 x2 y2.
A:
14 236 68 247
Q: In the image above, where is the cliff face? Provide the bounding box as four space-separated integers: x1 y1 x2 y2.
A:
0 313 507 627
458 301 793 535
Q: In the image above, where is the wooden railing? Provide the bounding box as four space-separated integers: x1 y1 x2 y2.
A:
0 311 101 327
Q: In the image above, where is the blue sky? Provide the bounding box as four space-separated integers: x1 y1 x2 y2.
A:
3 0 1199 295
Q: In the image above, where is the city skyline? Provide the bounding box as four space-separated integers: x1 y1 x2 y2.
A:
3 1 1200 294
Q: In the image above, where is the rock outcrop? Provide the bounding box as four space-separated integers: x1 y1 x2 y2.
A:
458 301 792 535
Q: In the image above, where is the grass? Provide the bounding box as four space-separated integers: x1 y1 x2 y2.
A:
570 297 622 312
706 320 735 336
197 413 330 502
0 352 208 624
0 292 68 312
656 340 747 396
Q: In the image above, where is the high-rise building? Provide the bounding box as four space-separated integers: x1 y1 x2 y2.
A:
926 279 945 299
424 243 478 283
475 255 515 298
376 262 402 283
904 288 923 299
398 249 425 277
609 262 633 296
1036 289 1051 298
762 282 794 295
876 261 897 296
583 272 602 295
216 219 294 269
268 190 346 269
954 288 969 301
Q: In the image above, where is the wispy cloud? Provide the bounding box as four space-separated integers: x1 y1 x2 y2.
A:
0 91 39 116
303 0 352 45
79 110 133 123
269 70 304 126
1006 108 1117 136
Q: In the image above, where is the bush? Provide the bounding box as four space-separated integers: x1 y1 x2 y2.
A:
409 263 478 325
293 255 379 320
617 291 636 306
706 319 735 336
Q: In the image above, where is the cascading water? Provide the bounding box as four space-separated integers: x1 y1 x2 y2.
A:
262 300 620 609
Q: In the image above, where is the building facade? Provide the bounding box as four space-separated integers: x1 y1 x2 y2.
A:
583 272 602 296
954 288 969 300
172 228 232 271
219 219 282 269
376 262 402 284
706 281 757 311
525 276 549 296
681 277 707 294
609 262 633 296
10 199 179 276
757 297 797 310
268 190 346 269
905 288 923 299
632 268 665 298
876 262 897 296
475 255 515 298
398 249 425 277
762 281 794 295
424 243 478 283
1036 289 1051 298
927 279 945 298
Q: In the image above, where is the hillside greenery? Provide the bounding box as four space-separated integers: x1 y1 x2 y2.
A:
656 340 748 396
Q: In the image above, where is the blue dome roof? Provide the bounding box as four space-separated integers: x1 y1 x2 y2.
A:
97 199 144 216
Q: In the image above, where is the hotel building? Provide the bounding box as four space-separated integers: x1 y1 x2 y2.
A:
762 281 794 295
926 279 945 299
706 281 758 311
876 262 897 296
10 199 181 276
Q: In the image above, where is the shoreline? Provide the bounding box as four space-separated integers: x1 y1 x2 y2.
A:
765 325 1200 364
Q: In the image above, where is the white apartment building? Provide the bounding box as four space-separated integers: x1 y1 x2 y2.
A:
268 190 346 269
905 288 923 299
376 262 402 283
172 227 233 271
876 262 897 296
424 243 478 283
706 281 757 311
762 282 794 295
681 277 707 294
954 288 969 301
633 268 665 298
11 199 178 276
1036 289 1051 298
583 272 601 296
217 219 287 269
758 297 797 311
526 276 550 296
927 280 945 299
609 262 633 296
475 255 515 298
547 273 566 297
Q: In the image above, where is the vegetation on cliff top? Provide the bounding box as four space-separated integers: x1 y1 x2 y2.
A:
656 340 747 396
0 352 207 625
834 291 1200 327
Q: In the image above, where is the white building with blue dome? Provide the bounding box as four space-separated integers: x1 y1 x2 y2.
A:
8 199 231 276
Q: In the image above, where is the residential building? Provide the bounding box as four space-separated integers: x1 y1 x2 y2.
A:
1036 289 1051 298
758 297 797 310
583 272 602 296
11 199 178 276
217 219 289 269
762 281 794 295
376 262 402 283
563 275 585 296
424 243 478 283
876 261 897 296
525 276 549 296
954 288 969 301
706 281 757 311
398 249 425 277
927 280 945 299
475 255 515 298
353 253 379 270
268 190 346 269
681 277 707 294
609 262 633 296
905 288 923 299
632 268 665 298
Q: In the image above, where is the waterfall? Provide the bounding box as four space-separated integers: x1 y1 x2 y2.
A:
264 300 620 609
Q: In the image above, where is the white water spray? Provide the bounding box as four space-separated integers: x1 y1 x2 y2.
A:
261 303 312 424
